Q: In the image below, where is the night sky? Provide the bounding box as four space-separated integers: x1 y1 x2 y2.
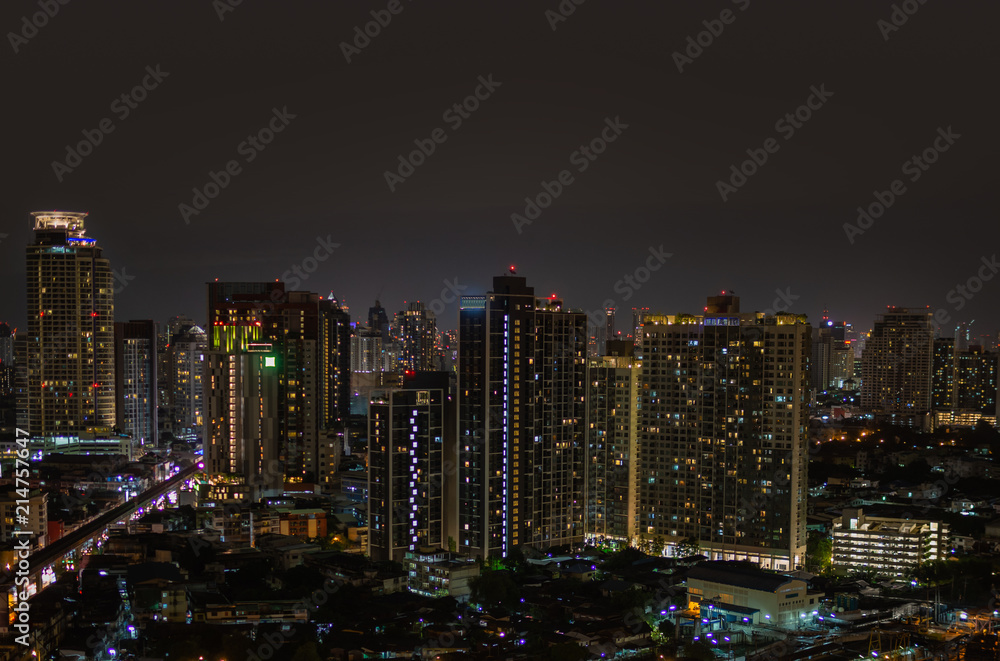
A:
2 1 997 338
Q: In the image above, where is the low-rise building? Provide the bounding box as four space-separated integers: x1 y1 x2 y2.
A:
832 508 949 577
405 548 479 602
685 561 821 627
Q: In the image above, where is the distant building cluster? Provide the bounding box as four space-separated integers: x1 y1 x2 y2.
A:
1 211 999 659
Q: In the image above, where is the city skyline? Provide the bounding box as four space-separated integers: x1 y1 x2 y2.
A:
2 4 999 659
6 209 999 346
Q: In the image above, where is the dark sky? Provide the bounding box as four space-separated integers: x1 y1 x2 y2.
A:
2 1 997 339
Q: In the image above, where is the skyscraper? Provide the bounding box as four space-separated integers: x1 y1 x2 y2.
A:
114 320 158 447
205 282 351 487
205 340 282 492
25 211 115 437
458 275 587 559
955 345 998 414
168 323 207 442
368 372 453 562
636 296 810 570
368 300 390 343
811 317 854 392
395 301 438 373
585 340 639 546
861 307 935 427
932 337 955 410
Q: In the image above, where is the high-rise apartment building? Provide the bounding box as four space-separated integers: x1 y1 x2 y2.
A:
811 315 854 392
205 282 351 487
368 372 454 562
932 338 955 410
585 340 639 546
955 346 998 414
458 276 587 559
26 211 115 437
395 302 438 373
114 320 158 447
167 323 206 442
205 340 283 491
636 295 810 571
861 307 935 426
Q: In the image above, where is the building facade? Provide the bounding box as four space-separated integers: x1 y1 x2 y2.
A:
861 307 935 426
114 320 158 447
405 548 480 601
636 295 810 571
585 341 639 546
26 211 115 437
167 323 207 443
832 508 949 577
368 373 451 562
686 561 820 627
205 282 351 488
204 341 283 492
458 276 587 558
394 301 438 373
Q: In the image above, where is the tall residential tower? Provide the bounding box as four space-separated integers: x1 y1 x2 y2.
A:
458 275 587 558
26 211 115 437
636 295 811 570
